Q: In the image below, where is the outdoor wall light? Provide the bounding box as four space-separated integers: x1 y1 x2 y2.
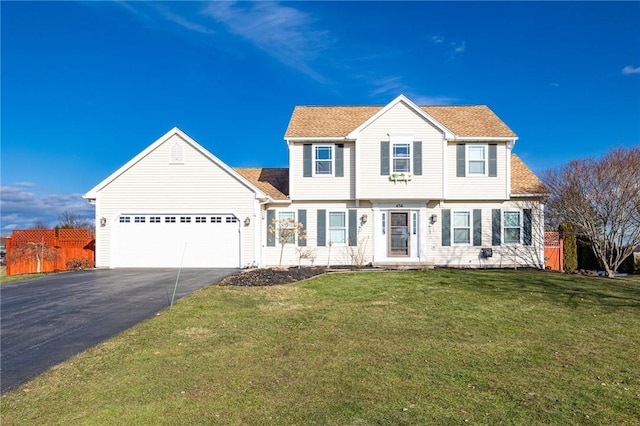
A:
244 217 251 226
100 217 107 227
360 214 368 224
430 214 438 224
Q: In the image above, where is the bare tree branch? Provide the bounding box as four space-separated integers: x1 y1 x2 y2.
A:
543 147 640 277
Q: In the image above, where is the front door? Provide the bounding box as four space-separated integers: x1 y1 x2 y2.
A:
389 212 409 257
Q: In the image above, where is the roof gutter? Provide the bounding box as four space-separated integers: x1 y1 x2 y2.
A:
285 136 353 142
453 136 518 142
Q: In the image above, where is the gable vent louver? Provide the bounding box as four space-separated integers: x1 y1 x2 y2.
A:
170 142 184 163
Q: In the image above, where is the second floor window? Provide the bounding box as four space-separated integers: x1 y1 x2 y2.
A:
393 143 411 173
467 144 487 176
315 145 333 175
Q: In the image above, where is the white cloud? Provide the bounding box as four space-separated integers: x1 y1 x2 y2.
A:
409 95 458 105
202 2 331 82
367 76 457 105
369 76 407 97
431 34 445 44
622 65 640 75
154 4 214 34
1 185 94 232
452 41 466 54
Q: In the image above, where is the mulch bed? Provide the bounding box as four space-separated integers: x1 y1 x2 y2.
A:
219 267 329 287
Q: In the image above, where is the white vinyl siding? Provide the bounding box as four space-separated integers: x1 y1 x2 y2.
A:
427 201 544 269
289 142 355 200
356 101 444 199
262 201 373 267
447 142 508 199
93 134 258 268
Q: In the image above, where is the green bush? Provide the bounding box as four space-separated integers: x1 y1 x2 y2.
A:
559 223 578 271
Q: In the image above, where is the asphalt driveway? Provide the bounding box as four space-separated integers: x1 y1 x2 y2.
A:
0 268 237 394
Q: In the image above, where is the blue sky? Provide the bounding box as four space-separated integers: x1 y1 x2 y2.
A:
2 1 639 232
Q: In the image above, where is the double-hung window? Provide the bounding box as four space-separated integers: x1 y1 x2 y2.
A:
452 211 471 245
328 211 346 245
314 145 333 176
467 144 487 176
278 211 296 244
503 211 522 244
392 143 411 173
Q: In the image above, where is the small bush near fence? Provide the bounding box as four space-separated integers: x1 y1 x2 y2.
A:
66 258 93 270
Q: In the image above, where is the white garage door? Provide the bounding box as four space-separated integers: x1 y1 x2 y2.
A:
112 214 240 268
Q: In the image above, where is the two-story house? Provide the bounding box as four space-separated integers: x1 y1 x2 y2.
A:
84 95 548 269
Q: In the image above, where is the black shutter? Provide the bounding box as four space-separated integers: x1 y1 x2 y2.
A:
380 141 390 175
523 209 532 246
413 141 422 176
442 209 451 246
266 210 275 247
492 209 501 246
348 209 357 246
489 144 497 177
298 209 307 247
303 144 312 177
335 144 344 177
317 209 326 247
456 144 465 177
473 209 482 246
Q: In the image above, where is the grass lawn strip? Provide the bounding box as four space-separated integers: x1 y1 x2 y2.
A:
2 270 639 425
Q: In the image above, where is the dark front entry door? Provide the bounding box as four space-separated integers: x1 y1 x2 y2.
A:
389 212 409 256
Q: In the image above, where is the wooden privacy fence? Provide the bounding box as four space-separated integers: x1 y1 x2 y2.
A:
544 231 564 271
5 229 95 276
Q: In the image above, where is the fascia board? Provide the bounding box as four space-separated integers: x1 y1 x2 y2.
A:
453 136 519 142
285 137 352 142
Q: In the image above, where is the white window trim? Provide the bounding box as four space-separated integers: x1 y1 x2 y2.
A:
391 142 412 174
276 211 297 246
327 210 348 246
502 209 523 246
312 144 334 177
451 210 472 246
466 144 488 177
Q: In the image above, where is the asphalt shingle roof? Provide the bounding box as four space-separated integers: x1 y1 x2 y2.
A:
234 167 289 200
510 154 549 195
284 105 516 138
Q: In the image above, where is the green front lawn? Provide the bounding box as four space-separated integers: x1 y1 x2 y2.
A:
0 266 48 284
2 270 639 425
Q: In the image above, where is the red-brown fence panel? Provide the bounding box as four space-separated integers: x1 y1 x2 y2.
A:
544 231 564 271
5 229 95 276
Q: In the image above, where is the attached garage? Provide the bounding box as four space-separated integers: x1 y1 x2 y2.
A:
84 128 289 269
111 214 240 268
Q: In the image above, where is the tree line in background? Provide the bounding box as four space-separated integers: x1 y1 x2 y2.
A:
31 210 94 231
543 147 640 278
